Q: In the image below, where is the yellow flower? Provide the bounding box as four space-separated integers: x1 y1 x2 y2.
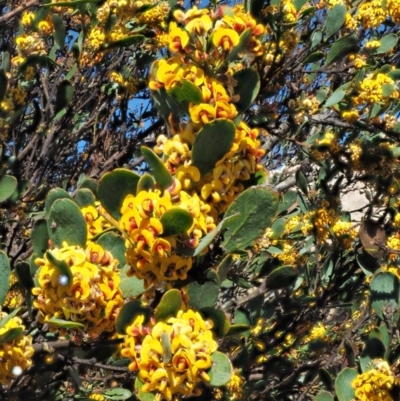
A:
185 15 213 34
32 243 122 337
213 28 239 51
176 165 201 189
189 103 216 124
0 314 34 386
168 22 190 53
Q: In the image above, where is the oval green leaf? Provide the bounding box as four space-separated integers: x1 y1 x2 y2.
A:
46 250 73 284
98 168 140 219
187 269 219 309
192 119 236 176
115 300 151 335
222 186 279 252
141 146 173 190
0 327 23 344
335 368 357 401
266 265 298 289
0 251 10 305
137 173 155 193
154 289 182 322
160 207 193 236
45 187 73 214
0 175 17 203
48 198 87 248
199 307 230 337
325 3 346 39
96 232 126 268
208 351 233 386
232 68 260 115
48 317 85 329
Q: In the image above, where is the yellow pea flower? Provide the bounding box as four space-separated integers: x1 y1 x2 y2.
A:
213 27 239 51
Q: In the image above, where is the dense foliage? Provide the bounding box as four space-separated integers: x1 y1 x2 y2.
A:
1 0 400 400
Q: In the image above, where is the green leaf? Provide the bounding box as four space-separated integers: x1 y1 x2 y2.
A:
370 271 399 320
360 338 385 373
315 391 334 401
0 327 23 343
326 33 358 65
216 254 233 283
135 378 156 401
2 52 10 72
48 317 85 329
344 339 356 368
98 168 140 219
46 250 73 284
270 218 286 239
154 289 182 322
222 186 279 252
78 176 98 196
45 188 73 214
319 369 334 392
293 0 307 10
74 188 95 208
191 119 236 176
48 199 87 248
381 83 394 97
324 89 346 108
200 307 230 337
96 232 126 269
311 29 323 50
302 51 324 64
54 80 74 115
0 308 21 329
335 368 357 401
120 273 146 298
136 173 155 193
208 351 233 386
160 207 193 236
375 34 398 54
325 3 346 39
168 79 202 109
115 300 151 334
225 324 251 337
31 219 50 257
295 170 308 195
15 261 34 290
0 175 17 203
0 69 8 101
103 34 145 50
266 265 298 289
51 14 66 48
0 251 10 306
388 69 400 80
232 68 260 115
193 213 239 257
103 388 133 400
277 190 297 215
141 146 173 190
152 89 181 123
188 269 219 309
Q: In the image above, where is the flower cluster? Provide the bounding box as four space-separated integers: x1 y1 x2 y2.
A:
120 310 218 400
3 272 24 310
119 189 215 287
353 74 399 106
32 243 123 337
352 359 395 401
81 204 111 239
0 314 34 386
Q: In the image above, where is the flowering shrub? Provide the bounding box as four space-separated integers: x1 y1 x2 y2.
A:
2 0 400 400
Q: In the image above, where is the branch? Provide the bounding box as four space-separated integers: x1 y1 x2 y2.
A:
0 0 40 23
